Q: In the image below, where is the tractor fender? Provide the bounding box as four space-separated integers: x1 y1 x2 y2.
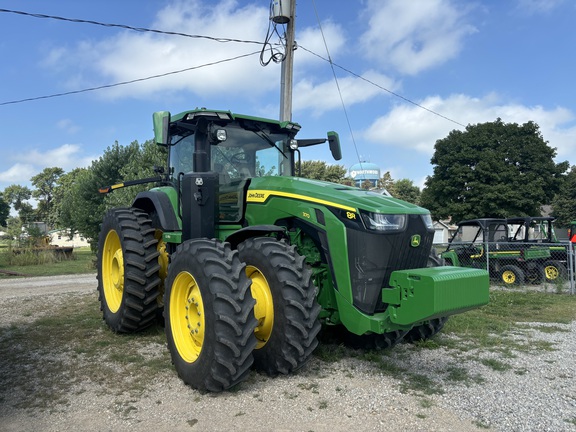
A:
132 191 180 231
225 225 288 249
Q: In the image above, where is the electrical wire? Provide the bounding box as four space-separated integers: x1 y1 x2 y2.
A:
310 0 365 170
0 51 261 106
0 6 467 129
0 8 263 45
259 1 287 66
299 45 466 128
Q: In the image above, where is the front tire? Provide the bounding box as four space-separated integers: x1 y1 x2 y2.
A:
340 329 407 350
404 317 449 343
499 265 525 285
237 237 321 376
164 239 257 392
97 208 161 333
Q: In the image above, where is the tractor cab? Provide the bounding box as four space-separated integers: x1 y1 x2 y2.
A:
153 109 341 226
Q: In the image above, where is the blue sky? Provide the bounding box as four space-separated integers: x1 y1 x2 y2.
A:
1 0 575 198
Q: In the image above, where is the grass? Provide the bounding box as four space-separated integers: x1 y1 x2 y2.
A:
316 290 576 397
0 294 170 411
0 247 96 277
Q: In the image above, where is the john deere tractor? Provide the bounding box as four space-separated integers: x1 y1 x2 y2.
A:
97 108 489 392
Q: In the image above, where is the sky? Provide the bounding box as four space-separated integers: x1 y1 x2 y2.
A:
1 0 575 200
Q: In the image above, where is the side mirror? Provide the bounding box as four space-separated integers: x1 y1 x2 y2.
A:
153 111 171 146
327 131 342 160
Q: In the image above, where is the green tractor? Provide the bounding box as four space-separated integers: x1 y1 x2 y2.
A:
97 108 489 392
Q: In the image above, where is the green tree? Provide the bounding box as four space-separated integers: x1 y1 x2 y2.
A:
18 203 36 224
3 184 32 212
393 179 421 204
59 140 166 249
298 160 347 183
377 171 396 195
3 184 35 222
104 140 166 209
52 167 85 231
60 142 136 248
361 179 372 190
31 167 64 227
421 119 568 222
0 193 10 226
552 165 576 227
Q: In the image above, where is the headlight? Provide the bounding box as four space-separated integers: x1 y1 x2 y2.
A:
422 214 434 230
360 212 407 232
215 129 227 142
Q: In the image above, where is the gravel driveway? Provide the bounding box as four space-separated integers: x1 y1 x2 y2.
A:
0 275 574 431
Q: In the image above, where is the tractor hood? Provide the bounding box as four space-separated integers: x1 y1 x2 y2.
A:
247 176 429 215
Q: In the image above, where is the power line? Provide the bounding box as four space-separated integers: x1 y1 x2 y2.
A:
310 0 364 168
0 8 263 45
299 45 466 128
0 51 261 106
0 7 467 127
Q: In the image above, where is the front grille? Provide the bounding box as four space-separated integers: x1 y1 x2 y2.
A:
346 214 433 314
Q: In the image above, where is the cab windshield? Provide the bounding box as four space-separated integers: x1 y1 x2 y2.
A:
169 123 292 181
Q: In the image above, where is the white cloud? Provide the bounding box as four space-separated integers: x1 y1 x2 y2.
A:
24 144 95 171
296 21 347 66
44 0 284 100
0 163 36 184
0 144 96 191
358 0 476 75
293 70 399 116
363 93 576 160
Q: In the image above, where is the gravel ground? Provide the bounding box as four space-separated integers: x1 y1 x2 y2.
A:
0 275 575 431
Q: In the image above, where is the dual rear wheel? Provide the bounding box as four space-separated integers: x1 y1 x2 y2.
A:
164 236 321 391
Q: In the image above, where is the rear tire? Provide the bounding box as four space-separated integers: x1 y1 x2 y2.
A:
543 260 567 283
499 265 525 285
164 239 257 392
97 208 161 333
404 317 448 343
237 237 321 376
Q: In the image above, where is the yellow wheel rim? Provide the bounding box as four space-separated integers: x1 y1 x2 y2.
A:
170 271 205 363
246 265 274 349
156 230 168 308
502 270 516 284
544 265 559 280
102 230 124 313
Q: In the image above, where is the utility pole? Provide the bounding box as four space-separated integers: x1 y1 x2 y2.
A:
278 0 296 122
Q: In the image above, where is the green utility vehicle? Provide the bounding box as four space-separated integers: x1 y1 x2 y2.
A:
97 108 489 392
441 218 552 285
507 216 568 282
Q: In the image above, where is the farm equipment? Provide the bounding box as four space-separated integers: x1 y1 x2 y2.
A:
506 216 568 282
441 218 554 285
97 108 489 392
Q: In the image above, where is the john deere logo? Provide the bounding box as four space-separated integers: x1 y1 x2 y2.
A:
410 235 421 247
